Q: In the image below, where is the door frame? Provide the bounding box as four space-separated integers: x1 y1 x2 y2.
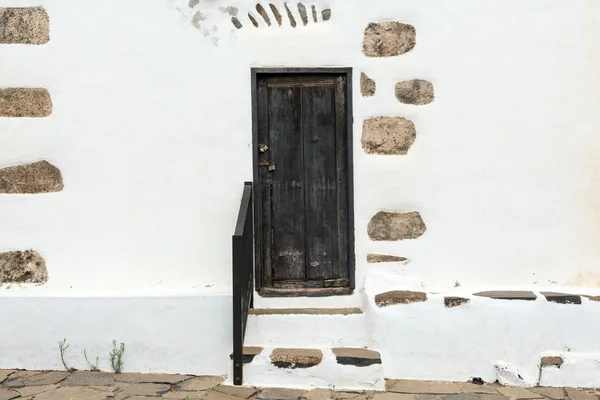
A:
250 67 355 297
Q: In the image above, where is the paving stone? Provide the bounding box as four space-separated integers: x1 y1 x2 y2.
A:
61 371 115 386
387 380 461 394
301 388 362 400
214 384 259 398
3 371 43 387
20 371 69 386
457 383 499 394
530 388 564 400
115 372 193 384
176 376 225 391
442 394 506 400
372 393 416 400
496 387 543 400
564 388 598 400
15 384 58 397
417 396 440 400
257 388 306 400
0 371 14 384
27 386 114 400
204 389 247 400
116 382 171 396
163 390 207 399
0 388 19 400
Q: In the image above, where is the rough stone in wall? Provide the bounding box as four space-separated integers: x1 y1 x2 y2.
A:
0 7 49 44
395 79 435 105
362 117 416 155
367 254 406 263
0 161 63 194
0 250 48 284
444 297 470 308
368 211 426 241
541 356 563 367
375 290 427 307
360 72 376 97
0 88 52 117
363 22 416 57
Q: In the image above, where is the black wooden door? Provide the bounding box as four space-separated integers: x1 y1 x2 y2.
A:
255 73 351 292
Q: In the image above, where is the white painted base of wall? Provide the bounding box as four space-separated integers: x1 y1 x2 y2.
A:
4 279 600 389
0 289 231 376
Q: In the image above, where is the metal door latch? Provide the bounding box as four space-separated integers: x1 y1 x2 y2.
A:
259 144 269 153
258 161 275 171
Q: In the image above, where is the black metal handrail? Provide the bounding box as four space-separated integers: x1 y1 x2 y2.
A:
232 181 254 385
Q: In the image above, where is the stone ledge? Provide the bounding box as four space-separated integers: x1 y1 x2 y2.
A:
0 88 52 117
271 348 322 369
375 290 427 307
250 307 362 316
243 346 263 364
0 161 63 194
541 356 563 367
473 291 537 301
0 7 49 44
332 348 381 367
367 254 407 263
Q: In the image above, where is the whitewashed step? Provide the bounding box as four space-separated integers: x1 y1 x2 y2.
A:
231 347 384 391
244 308 371 348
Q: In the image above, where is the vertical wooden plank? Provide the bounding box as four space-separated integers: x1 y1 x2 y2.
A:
269 84 306 281
334 75 349 280
256 78 272 287
303 83 337 280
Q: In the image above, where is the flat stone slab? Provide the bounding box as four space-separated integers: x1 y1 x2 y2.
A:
163 390 208 399
530 388 565 400
373 393 417 400
2 371 65 388
367 254 407 263
115 372 193 384
473 291 537 301
250 308 362 315
116 382 171 396
301 388 362 400
496 387 543 400
60 371 114 386
204 390 243 400
387 380 461 394
564 388 598 400
0 371 14 385
214 384 259 399
442 395 506 400
176 375 224 391
257 387 306 400
15 384 59 397
271 348 323 369
457 383 499 394
332 348 381 367
0 388 19 400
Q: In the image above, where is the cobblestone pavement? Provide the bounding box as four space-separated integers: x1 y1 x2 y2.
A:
1 370 599 400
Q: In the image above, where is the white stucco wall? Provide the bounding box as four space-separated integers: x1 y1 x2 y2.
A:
3 0 600 293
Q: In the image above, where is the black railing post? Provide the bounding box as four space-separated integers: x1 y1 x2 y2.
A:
232 182 254 386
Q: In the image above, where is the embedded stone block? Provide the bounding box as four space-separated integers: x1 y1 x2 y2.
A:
362 117 416 155
0 161 63 194
363 22 416 57
541 356 564 367
395 79 434 105
0 250 47 284
367 254 407 263
332 348 381 367
360 72 376 97
444 297 470 308
367 211 426 241
0 7 49 44
541 292 582 305
0 88 52 117
375 290 427 307
271 348 322 369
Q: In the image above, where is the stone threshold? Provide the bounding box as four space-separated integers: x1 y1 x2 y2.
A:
249 307 362 315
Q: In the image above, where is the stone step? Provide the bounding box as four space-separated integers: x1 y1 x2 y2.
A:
232 347 385 390
249 307 362 316
245 308 370 348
